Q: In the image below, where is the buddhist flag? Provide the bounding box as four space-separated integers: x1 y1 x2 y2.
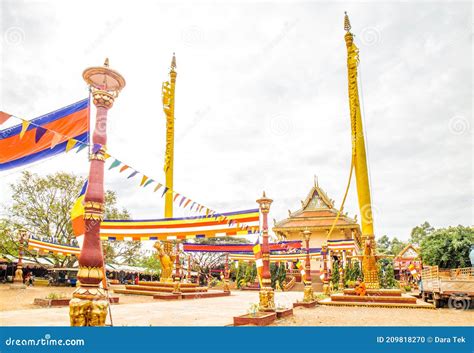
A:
253 236 263 287
0 112 12 125
19 120 30 139
71 180 88 248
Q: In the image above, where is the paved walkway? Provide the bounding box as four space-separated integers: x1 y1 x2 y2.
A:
0 291 301 326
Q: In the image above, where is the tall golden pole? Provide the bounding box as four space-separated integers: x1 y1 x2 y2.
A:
344 13 379 288
163 53 177 218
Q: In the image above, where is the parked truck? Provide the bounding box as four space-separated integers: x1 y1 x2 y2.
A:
421 266 474 309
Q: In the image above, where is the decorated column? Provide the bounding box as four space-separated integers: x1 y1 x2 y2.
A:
302 229 313 302
321 242 329 294
70 59 125 327
12 229 28 288
173 242 182 294
256 192 274 311
223 253 230 293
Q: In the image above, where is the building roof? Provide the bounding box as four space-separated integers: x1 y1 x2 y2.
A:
394 244 420 260
273 183 361 233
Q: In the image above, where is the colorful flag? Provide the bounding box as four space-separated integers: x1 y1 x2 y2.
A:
253 236 263 287
71 180 88 247
0 112 12 125
0 99 89 171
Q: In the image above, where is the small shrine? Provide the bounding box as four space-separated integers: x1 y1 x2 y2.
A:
394 244 422 283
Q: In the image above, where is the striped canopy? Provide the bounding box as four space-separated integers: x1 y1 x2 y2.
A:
100 209 260 241
28 238 80 256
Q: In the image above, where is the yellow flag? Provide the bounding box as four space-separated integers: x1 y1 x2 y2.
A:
19 120 30 139
66 139 77 152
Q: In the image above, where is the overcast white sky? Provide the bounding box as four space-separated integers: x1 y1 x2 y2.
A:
1 0 472 240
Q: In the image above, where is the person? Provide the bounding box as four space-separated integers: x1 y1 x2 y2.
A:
134 274 139 285
29 274 34 287
354 277 366 296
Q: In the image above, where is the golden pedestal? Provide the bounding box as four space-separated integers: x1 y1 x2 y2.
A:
258 287 275 312
70 298 108 326
303 285 314 302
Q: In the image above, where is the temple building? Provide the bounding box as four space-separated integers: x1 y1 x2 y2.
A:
272 181 362 277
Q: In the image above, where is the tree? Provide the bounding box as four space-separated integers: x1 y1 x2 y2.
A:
409 221 434 245
1 171 136 267
420 226 474 268
331 260 340 290
138 254 162 280
390 237 407 257
376 235 391 254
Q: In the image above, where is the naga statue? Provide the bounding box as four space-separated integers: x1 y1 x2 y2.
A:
361 237 380 289
154 240 175 282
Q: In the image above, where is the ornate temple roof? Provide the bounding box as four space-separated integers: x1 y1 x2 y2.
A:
273 182 361 233
394 244 420 260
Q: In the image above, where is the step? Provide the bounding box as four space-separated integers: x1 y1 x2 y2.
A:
319 297 434 309
343 288 402 297
125 285 208 293
331 294 417 304
138 281 198 288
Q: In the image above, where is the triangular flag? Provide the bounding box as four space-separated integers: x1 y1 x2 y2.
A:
19 120 30 139
161 187 169 198
66 139 78 152
104 153 111 160
144 179 154 187
154 183 162 192
109 159 121 170
92 144 101 154
140 175 149 186
184 199 192 208
76 143 88 153
128 170 138 179
34 126 47 143
50 132 62 149
0 112 12 125
190 202 196 210
119 165 129 173
179 196 186 207
173 193 180 202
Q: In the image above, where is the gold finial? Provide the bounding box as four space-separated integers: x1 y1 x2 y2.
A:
104 58 109 67
344 11 351 32
171 52 177 70
262 191 266 198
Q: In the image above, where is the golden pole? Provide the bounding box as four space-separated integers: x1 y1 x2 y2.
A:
344 13 379 288
163 53 177 218
344 13 374 237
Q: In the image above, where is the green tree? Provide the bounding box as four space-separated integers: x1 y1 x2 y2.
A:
331 260 340 290
138 254 162 280
376 235 391 254
389 237 407 257
420 226 474 268
0 171 136 267
409 221 434 245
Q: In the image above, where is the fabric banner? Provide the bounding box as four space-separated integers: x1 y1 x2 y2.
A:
100 209 260 241
0 98 89 171
27 238 81 256
182 240 301 253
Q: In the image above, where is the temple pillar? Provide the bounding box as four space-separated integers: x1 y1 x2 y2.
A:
302 230 313 302
256 192 274 312
70 59 125 327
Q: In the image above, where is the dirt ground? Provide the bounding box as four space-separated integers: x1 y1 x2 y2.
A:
1 284 472 326
275 305 474 326
0 284 151 311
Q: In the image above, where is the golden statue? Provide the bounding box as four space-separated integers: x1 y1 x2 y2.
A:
154 240 175 282
69 298 108 326
361 237 380 289
258 288 275 312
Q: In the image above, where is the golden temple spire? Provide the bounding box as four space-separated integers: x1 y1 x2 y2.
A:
104 57 109 67
171 52 177 71
344 11 352 32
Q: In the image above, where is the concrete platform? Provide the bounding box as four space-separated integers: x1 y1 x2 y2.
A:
331 294 417 304
319 297 434 309
343 288 402 296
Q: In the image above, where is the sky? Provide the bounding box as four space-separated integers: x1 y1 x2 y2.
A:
1 0 472 240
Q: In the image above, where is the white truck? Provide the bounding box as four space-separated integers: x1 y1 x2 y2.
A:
421 266 474 309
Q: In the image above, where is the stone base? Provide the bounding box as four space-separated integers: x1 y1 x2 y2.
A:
152 291 231 300
233 312 277 326
35 297 119 307
10 283 26 289
331 293 417 304
276 308 293 318
293 300 318 308
319 297 434 309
